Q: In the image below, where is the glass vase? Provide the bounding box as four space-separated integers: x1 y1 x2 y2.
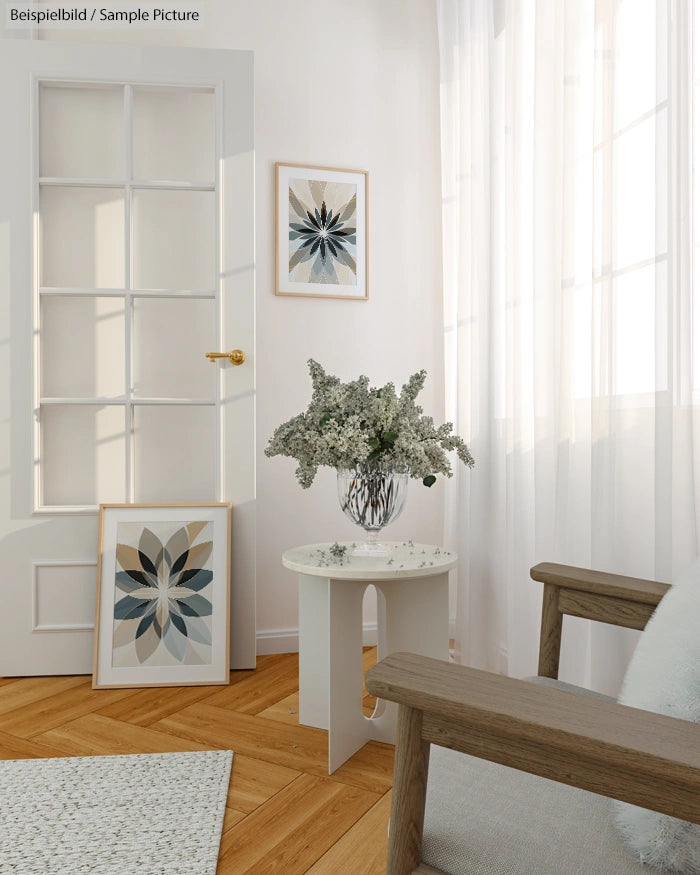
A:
336 464 409 556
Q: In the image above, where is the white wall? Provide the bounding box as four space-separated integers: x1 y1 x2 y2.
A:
5 0 446 650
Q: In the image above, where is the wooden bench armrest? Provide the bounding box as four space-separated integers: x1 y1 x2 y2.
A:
530 563 670 677
366 652 700 818
367 652 700 875
530 562 669 603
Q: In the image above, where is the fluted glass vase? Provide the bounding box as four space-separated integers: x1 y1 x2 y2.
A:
336 464 409 556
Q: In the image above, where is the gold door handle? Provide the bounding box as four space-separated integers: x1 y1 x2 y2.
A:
205 349 246 366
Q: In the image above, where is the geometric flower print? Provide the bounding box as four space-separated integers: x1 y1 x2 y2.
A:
288 177 357 286
112 521 214 668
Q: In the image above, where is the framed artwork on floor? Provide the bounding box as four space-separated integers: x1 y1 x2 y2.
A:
93 503 231 689
275 162 368 300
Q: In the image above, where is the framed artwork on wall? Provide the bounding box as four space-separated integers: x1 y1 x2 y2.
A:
93 503 231 689
275 162 368 300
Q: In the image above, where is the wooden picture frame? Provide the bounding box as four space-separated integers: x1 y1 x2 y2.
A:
275 162 368 300
93 503 231 689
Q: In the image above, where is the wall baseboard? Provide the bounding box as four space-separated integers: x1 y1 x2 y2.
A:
255 619 457 655
255 628 300 655
255 624 379 655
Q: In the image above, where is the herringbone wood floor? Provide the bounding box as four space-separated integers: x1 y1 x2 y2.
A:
0 649 392 874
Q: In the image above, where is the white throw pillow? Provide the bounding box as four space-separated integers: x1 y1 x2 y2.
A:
614 561 700 873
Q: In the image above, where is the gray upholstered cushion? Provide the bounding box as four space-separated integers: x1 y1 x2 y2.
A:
422 746 649 874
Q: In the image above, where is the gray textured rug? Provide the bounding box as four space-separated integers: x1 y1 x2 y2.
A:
0 749 233 874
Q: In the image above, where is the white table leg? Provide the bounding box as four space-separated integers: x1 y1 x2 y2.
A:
369 572 450 744
328 577 371 773
379 572 450 660
298 573 330 730
297 567 451 773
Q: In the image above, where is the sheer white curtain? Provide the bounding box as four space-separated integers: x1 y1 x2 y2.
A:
438 0 700 694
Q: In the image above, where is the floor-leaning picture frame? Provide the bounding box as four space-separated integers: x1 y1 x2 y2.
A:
275 162 368 300
93 503 231 689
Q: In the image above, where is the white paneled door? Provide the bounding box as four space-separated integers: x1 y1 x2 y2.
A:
0 40 255 674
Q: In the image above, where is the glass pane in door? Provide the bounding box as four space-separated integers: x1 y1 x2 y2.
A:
41 404 126 505
40 186 125 288
40 84 124 179
132 86 215 182
132 189 215 291
41 296 125 398
133 405 217 501
132 297 216 399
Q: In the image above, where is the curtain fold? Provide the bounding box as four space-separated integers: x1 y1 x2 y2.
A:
439 0 700 694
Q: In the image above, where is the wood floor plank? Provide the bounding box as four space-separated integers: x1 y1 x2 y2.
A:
306 790 392 874
153 703 329 775
363 648 378 714
363 693 377 717
243 654 290 672
155 704 394 794
202 653 300 715
91 654 288 726
0 729 72 760
362 646 378 676
32 713 220 756
0 675 88 716
222 807 247 833
217 773 379 874
96 684 223 727
329 741 394 795
227 754 300 813
0 685 135 739
93 662 280 728
257 692 300 726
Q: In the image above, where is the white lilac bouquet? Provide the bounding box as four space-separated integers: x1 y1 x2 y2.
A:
265 359 475 488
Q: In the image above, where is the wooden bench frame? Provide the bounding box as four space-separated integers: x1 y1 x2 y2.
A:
365 562 699 875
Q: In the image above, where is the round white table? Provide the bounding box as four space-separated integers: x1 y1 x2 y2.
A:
282 541 457 773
